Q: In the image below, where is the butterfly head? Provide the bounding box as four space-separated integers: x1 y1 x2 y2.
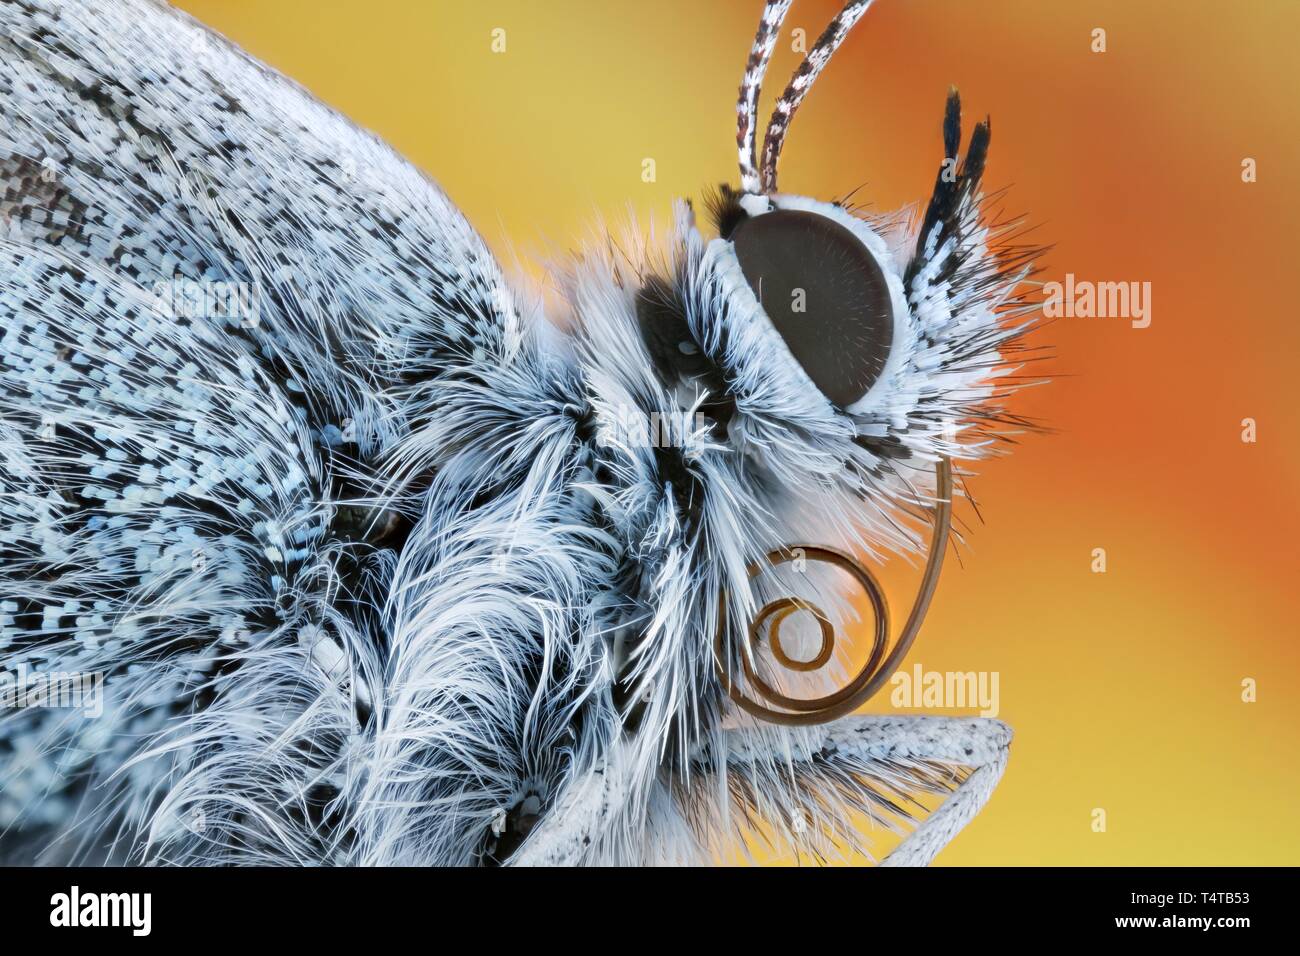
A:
618 0 1032 561
511 0 1041 863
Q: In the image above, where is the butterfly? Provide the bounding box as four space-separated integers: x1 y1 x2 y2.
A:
0 0 1040 865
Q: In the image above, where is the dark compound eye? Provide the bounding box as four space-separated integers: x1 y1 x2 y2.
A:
730 209 894 408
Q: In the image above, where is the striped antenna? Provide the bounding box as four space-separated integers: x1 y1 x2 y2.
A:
759 0 875 193
737 0 794 195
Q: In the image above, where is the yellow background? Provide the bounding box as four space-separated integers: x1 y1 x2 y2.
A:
172 0 1300 865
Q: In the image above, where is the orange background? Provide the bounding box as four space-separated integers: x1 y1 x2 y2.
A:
173 0 1300 865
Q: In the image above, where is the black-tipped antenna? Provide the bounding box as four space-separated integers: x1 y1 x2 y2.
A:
759 0 875 194
737 1 794 195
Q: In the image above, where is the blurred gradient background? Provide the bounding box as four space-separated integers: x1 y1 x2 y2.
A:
173 0 1300 865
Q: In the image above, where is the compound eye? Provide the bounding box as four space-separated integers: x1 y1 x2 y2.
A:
730 209 894 408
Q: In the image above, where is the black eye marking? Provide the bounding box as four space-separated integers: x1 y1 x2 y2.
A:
635 274 715 384
634 274 736 431
730 209 894 408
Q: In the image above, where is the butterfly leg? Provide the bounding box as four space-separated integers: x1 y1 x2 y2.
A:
711 714 1011 865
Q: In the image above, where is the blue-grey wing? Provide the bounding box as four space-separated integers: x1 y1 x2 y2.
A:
1 0 520 429
0 0 519 861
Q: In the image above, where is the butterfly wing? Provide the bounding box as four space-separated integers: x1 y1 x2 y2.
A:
1 0 520 429
0 0 521 861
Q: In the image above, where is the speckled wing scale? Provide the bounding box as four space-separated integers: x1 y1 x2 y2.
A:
0 0 524 861
0 0 1033 866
